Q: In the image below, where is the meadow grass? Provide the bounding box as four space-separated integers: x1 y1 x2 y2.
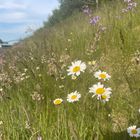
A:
0 0 140 139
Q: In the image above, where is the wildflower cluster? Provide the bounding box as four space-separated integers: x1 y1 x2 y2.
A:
89 70 112 103
47 57 58 76
86 24 106 56
0 73 12 88
131 50 140 65
54 60 86 105
83 6 106 56
83 5 101 26
82 5 92 16
41 55 47 64
122 0 137 13
59 54 70 70
13 70 30 83
87 60 97 73
53 91 81 105
90 16 101 25
54 59 112 106
67 60 138 137
84 7 112 102
30 84 44 101
25 121 31 129
31 92 44 101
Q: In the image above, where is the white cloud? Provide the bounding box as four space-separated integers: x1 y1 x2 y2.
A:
0 12 27 23
0 1 27 10
0 0 59 23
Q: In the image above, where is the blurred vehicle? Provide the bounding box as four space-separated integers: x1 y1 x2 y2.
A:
0 39 12 48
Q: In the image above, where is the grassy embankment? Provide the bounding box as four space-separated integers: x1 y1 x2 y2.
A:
0 0 140 139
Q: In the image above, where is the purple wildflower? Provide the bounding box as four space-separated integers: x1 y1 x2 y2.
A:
127 5 133 10
90 16 100 25
127 2 137 10
82 5 92 16
122 0 137 13
128 2 137 7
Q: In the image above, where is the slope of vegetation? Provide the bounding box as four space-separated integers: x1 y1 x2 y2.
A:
0 0 140 139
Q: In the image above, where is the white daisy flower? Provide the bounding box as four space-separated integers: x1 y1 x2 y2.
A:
139 108 140 113
98 92 111 103
127 125 140 138
67 91 81 103
94 70 111 81
89 82 112 98
53 98 63 105
67 60 86 76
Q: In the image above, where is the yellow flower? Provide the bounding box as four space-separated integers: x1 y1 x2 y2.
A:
91 60 96 65
88 61 92 65
88 60 96 65
53 98 63 105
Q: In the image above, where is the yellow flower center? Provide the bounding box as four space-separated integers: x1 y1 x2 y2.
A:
131 129 137 134
96 88 105 95
54 99 62 105
101 95 107 99
99 73 106 79
73 66 80 72
71 95 77 100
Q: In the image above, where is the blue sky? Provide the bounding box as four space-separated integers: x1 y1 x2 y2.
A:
0 0 59 42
